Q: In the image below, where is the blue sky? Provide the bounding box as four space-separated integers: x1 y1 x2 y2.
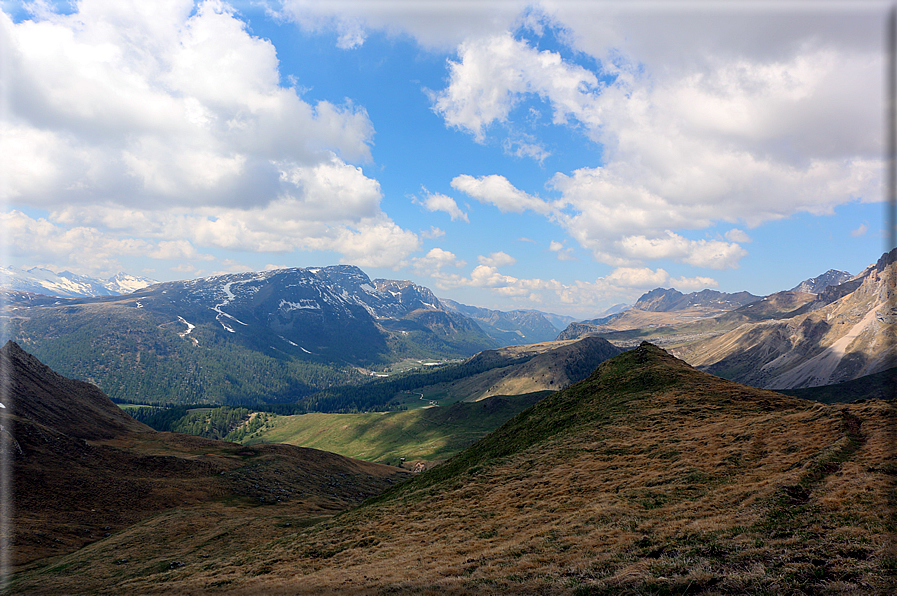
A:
0 0 891 317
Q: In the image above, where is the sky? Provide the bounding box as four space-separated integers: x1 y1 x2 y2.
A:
0 0 892 317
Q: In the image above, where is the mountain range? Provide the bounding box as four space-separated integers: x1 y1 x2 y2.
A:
556 288 765 341
1 251 891 409
0 266 156 298
557 249 896 392
676 249 896 389
440 298 565 345
1 265 505 405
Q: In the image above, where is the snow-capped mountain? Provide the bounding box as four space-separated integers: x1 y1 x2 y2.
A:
0 266 157 298
104 272 158 294
133 265 488 349
2 265 498 404
790 269 853 294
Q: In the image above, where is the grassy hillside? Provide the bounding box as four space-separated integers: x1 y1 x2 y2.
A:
247 392 549 464
18 343 895 594
127 393 550 465
2 339 410 575
301 336 622 412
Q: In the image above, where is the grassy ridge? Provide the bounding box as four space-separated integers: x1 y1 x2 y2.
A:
371 342 695 499
270 343 894 594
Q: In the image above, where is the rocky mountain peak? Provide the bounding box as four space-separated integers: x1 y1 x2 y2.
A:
373 278 443 312
633 287 760 312
632 288 683 311
790 269 853 294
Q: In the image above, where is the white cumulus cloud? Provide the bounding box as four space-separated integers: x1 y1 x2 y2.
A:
416 188 469 222
411 247 467 278
850 222 869 237
617 233 748 270
451 174 551 215
725 229 752 243
431 33 602 142
478 251 517 267
278 0 529 51
1 0 375 209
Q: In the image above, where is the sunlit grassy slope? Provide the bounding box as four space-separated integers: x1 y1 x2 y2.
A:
248 392 549 464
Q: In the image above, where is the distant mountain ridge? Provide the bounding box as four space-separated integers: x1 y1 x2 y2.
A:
632 287 761 312
557 287 762 341
677 248 897 389
790 269 852 294
461 336 625 399
556 265 864 345
0 266 156 298
440 298 562 345
1 265 499 404
551 257 890 392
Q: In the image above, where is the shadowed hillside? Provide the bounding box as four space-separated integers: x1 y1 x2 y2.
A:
13 343 895 594
779 366 897 404
1 341 152 440
1 342 408 575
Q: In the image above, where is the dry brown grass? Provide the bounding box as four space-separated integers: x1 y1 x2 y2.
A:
11 345 896 595
9 423 408 584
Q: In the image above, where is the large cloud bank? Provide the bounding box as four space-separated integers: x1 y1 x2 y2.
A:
1 0 419 272
1 0 885 313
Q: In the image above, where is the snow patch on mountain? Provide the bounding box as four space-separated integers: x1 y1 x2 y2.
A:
177 316 199 346
280 335 299 347
279 299 321 312
211 281 250 331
